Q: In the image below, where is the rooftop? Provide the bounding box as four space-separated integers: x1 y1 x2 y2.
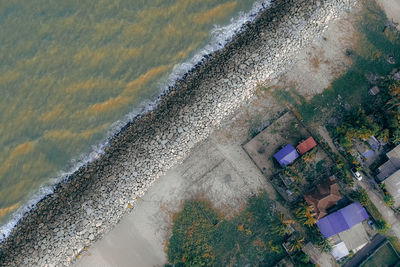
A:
273 144 299 168
296 137 317 155
338 223 369 252
331 241 349 260
304 177 342 219
383 170 400 208
316 202 369 238
377 144 400 181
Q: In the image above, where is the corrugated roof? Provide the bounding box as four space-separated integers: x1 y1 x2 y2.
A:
377 144 400 181
331 242 349 260
316 202 369 238
273 144 299 167
296 137 317 155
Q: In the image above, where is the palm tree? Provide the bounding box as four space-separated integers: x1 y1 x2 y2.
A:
296 203 317 226
289 237 305 252
280 213 295 225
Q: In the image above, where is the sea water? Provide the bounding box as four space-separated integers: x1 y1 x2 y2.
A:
0 0 270 239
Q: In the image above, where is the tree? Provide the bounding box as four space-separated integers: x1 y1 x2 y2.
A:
296 203 317 226
350 188 369 206
384 193 395 207
375 220 390 234
280 213 295 225
289 237 305 252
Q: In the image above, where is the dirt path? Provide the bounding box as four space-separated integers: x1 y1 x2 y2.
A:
358 180 400 239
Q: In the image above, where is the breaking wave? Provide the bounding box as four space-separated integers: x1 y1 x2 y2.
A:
0 0 271 242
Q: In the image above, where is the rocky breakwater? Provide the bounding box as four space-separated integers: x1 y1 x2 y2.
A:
0 0 358 266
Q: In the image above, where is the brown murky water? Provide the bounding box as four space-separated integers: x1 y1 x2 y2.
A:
0 0 261 231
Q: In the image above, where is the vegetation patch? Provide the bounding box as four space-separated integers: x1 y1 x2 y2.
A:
166 193 290 267
294 0 400 123
362 243 399 267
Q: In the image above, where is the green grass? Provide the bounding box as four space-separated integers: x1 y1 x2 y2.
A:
291 0 400 123
387 236 400 255
362 243 399 267
166 192 288 267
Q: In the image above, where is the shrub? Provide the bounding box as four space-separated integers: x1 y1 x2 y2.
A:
375 220 390 234
384 194 395 207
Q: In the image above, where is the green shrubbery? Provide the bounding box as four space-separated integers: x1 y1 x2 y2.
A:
384 193 395 207
166 193 289 266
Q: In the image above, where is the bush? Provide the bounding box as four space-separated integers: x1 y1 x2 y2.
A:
384 194 395 207
167 193 288 266
375 220 390 234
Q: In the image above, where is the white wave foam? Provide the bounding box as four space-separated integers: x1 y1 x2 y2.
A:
0 0 271 242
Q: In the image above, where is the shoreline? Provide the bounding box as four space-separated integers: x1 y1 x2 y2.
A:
0 0 358 266
0 0 272 241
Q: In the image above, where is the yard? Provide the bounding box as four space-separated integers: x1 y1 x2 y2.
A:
362 243 399 267
166 192 297 267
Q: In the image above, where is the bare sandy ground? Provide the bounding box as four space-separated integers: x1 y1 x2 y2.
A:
74 134 275 267
280 4 359 99
375 0 400 30
74 2 377 267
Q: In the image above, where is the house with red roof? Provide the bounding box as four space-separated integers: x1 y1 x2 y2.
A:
304 177 342 219
296 137 317 155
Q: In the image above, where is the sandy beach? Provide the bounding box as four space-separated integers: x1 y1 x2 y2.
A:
0 0 361 266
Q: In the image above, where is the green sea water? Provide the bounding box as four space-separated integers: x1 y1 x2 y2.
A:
0 0 260 228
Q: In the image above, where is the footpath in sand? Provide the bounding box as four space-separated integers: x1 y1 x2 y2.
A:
74 2 362 265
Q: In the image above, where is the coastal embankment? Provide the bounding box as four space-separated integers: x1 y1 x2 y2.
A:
0 0 357 266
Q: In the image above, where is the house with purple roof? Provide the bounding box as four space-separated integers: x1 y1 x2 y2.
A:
316 202 370 260
273 144 299 168
316 202 369 238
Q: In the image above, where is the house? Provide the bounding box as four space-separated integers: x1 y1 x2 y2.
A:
383 169 400 208
317 202 370 261
316 202 369 238
273 144 299 167
377 144 400 182
304 177 342 219
296 137 317 155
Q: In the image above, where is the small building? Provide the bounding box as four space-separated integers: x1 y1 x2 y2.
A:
383 169 400 208
368 86 380 96
273 144 299 168
304 177 342 219
377 144 400 182
331 241 350 260
296 137 317 155
316 202 369 238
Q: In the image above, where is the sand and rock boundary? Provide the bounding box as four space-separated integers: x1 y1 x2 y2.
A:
0 0 358 266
